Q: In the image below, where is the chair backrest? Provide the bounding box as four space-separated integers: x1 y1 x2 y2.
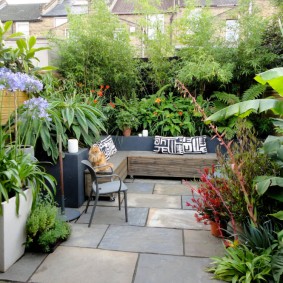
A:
81 160 97 183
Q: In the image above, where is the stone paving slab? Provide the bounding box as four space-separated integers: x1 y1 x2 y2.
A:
0 253 47 282
76 207 148 226
126 182 154 194
127 193 181 209
147 208 210 230
154 183 191 195
133 178 181 184
61 223 108 248
29 246 138 283
134 254 221 283
184 230 225 258
99 225 183 255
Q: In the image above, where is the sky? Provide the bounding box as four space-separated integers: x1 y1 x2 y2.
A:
6 0 49 3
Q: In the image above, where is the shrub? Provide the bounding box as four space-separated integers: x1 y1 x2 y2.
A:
25 196 71 252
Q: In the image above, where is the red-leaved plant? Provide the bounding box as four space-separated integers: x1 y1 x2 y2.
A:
187 165 230 225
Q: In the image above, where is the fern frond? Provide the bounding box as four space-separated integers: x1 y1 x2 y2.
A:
212 91 240 105
242 84 267 101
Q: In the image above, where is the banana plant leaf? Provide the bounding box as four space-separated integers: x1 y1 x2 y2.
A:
269 211 283 221
205 99 283 123
254 67 283 96
255 176 283 201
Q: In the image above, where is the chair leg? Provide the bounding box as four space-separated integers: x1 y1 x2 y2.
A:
124 191 128 222
85 190 94 213
88 192 99 228
118 192 121 210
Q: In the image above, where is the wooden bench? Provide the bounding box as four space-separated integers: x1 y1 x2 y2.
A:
84 150 218 196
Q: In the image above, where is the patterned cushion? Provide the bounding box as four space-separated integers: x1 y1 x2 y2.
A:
153 136 184 155
94 135 117 160
182 136 207 154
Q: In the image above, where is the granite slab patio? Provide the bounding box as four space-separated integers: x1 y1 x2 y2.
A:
0 178 224 283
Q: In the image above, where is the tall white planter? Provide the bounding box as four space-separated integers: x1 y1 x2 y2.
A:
0 188 32 272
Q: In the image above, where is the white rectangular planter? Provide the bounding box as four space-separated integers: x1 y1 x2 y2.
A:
0 188 32 272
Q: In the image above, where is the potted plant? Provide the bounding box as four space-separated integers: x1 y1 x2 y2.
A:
186 165 231 237
114 96 140 136
0 129 56 272
0 22 57 270
116 110 140 136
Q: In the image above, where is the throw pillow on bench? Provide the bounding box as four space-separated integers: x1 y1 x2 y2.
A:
153 135 207 155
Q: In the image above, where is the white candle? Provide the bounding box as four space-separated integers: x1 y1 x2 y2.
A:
138 133 142 137
68 139 78 153
142 130 148 137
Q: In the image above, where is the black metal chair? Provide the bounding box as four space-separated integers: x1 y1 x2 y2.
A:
81 160 128 227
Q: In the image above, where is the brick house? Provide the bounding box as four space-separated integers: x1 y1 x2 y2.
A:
0 0 277 64
0 0 89 66
110 0 241 57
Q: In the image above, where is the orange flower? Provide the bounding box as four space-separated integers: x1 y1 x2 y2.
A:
105 85 110 89
93 99 98 104
109 102 115 108
155 98 161 103
90 89 95 93
178 111 183 116
97 91 103 97
100 85 104 89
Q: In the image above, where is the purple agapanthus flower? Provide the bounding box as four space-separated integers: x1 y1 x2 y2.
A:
0 68 43 93
23 97 52 121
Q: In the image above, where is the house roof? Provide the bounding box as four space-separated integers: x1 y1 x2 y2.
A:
111 0 237 14
43 0 88 17
0 4 43 21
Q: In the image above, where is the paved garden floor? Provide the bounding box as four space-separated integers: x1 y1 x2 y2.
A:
0 178 224 283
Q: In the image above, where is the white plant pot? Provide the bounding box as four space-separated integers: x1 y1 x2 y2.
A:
0 188 32 272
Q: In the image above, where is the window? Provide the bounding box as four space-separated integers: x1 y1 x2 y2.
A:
147 14 164 40
16 22 29 36
226 20 239 42
55 18 68 27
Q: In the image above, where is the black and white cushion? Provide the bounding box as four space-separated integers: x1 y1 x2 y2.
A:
182 136 207 154
153 136 184 155
94 135 117 160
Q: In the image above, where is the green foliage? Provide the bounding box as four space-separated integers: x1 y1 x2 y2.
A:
10 94 106 162
26 197 71 252
37 219 71 252
239 221 277 253
52 0 138 98
217 127 278 223
139 86 210 136
0 20 54 75
110 96 141 133
0 128 56 215
210 84 268 138
208 245 273 282
175 2 234 93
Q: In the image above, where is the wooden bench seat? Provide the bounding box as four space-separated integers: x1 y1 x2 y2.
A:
84 151 218 196
127 151 217 178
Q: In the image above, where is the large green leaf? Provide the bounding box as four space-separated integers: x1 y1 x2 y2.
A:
205 99 283 123
272 248 283 283
270 211 283 220
255 176 283 197
254 68 283 96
